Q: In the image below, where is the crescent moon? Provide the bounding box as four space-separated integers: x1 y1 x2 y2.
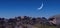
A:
38 2 43 10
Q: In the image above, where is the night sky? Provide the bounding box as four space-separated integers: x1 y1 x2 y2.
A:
0 0 60 18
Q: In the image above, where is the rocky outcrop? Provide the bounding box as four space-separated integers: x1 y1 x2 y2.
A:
48 14 60 25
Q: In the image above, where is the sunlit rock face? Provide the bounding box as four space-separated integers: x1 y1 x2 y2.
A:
49 14 60 25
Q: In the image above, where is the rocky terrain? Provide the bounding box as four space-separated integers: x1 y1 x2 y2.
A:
0 16 57 28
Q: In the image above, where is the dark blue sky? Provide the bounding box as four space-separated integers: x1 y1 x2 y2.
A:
0 0 60 18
